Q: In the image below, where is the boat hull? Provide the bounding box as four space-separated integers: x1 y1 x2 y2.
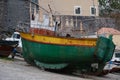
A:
20 32 115 74
0 40 18 57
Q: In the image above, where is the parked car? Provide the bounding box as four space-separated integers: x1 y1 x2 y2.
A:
111 51 120 63
104 51 120 73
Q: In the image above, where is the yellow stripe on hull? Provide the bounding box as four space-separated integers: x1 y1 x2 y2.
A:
20 32 97 46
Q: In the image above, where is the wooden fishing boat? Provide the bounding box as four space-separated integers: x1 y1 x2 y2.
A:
20 32 115 75
0 40 18 57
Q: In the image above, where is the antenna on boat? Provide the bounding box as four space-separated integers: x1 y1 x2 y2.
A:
48 4 54 27
48 4 53 16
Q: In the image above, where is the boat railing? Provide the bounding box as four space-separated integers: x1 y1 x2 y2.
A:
52 15 98 38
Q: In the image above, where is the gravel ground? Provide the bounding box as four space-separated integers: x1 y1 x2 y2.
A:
0 57 120 80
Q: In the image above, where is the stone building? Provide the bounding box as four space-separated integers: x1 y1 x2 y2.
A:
0 0 30 33
38 0 99 16
0 0 7 32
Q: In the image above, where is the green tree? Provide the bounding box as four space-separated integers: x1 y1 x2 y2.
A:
99 0 120 16
110 0 120 10
99 0 120 30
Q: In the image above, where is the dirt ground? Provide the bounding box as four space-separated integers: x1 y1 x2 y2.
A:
0 56 120 80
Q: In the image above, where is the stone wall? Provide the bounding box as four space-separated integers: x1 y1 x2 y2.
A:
6 0 30 32
0 0 30 34
0 0 7 32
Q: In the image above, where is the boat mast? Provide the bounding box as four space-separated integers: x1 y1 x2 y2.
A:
48 4 54 27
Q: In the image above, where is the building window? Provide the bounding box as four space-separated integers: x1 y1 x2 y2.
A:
74 6 81 15
91 6 96 15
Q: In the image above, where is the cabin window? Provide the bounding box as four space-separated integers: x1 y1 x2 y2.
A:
74 6 81 15
90 6 96 15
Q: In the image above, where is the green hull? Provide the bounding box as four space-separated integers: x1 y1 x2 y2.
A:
21 33 115 74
